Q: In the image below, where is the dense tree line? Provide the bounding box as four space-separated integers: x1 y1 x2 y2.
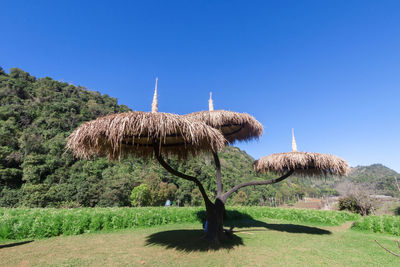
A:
0 67 336 207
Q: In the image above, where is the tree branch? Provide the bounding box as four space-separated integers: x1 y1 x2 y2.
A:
213 152 223 197
153 144 213 207
374 240 400 257
221 170 294 203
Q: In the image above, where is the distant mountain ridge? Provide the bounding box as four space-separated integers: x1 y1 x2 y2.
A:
335 164 400 197
350 164 400 181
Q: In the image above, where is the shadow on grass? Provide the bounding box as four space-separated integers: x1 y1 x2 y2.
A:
230 220 332 235
145 229 243 252
146 210 332 251
0 240 33 249
206 210 332 235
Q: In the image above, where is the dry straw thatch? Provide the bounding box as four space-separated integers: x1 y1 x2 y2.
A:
67 79 227 160
254 152 349 176
185 110 263 143
185 94 263 143
66 111 227 160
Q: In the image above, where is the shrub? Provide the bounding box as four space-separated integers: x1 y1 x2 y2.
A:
130 184 151 207
338 194 374 216
232 191 248 206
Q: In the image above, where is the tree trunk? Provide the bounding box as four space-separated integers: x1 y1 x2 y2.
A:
203 198 226 243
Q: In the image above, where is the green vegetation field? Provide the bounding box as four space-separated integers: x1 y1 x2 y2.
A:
3 206 400 240
352 215 400 236
1 207 400 266
1 206 361 239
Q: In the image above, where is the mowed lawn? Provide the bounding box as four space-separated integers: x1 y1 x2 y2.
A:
0 219 398 267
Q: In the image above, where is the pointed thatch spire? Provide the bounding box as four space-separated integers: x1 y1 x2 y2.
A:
292 128 298 152
151 77 158 113
208 92 214 111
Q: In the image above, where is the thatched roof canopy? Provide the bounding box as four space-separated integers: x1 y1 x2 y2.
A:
66 111 226 160
254 152 349 176
185 110 263 143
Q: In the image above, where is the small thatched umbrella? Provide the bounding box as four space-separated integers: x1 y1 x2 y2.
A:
184 92 263 143
67 79 226 161
254 129 349 176
221 130 349 205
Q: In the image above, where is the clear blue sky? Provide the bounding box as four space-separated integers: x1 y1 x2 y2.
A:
1 1 400 171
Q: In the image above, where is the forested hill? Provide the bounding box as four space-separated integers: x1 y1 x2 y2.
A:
336 164 400 197
0 67 130 206
350 164 399 183
1 67 395 208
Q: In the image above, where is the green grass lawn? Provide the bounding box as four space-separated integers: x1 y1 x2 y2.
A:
0 218 399 267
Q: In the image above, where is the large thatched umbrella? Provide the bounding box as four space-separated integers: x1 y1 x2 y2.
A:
67 79 226 210
66 111 225 160
67 79 225 160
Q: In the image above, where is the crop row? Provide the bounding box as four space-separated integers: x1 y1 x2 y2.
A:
351 215 400 236
0 206 359 240
0 207 202 240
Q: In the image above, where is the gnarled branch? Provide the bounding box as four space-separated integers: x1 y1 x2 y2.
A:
374 239 400 257
153 144 213 207
213 152 223 197
221 170 294 203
